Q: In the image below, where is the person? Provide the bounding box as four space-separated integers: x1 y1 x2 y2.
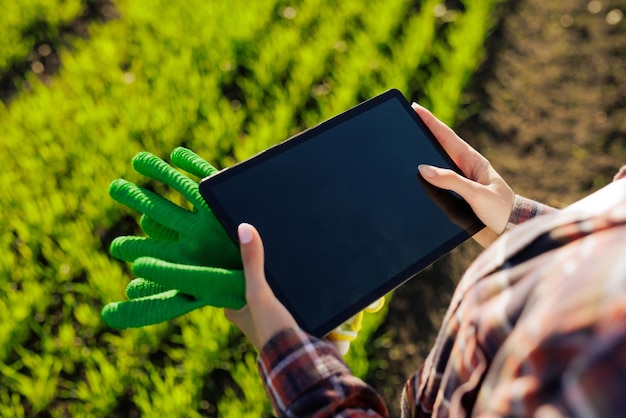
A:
225 103 626 417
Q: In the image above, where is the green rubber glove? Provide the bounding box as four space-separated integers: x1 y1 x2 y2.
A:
101 147 245 329
101 147 384 355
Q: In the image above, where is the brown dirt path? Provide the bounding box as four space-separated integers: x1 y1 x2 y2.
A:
369 0 626 415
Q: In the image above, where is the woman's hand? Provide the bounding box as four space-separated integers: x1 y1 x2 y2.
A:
224 223 299 351
412 103 515 247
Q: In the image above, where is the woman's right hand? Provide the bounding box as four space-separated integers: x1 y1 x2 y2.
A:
224 223 299 351
412 103 515 247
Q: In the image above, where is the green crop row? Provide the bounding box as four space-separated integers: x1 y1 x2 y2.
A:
0 0 86 73
0 0 501 415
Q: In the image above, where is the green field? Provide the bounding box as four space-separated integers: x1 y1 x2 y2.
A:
0 0 501 416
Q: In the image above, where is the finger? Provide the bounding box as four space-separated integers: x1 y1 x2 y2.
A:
418 164 511 238
126 278 170 299
140 215 179 241
130 152 231 249
237 223 300 347
238 223 272 303
109 178 193 232
110 235 181 263
418 164 485 201
112 222 240 270
196 210 241 262
472 228 499 248
170 147 218 179
132 152 208 209
132 257 246 309
411 103 480 172
101 289 205 329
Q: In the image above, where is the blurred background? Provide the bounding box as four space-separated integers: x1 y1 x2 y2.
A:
0 0 624 416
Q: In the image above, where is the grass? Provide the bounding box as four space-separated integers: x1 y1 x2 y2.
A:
0 0 501 415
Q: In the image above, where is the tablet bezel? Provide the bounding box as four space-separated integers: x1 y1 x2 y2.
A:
199 89 483 337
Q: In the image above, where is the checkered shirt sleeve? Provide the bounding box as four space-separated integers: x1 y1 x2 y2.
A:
258 328 388 417
506 195 558 231
257 166 626 418
402 167 626 417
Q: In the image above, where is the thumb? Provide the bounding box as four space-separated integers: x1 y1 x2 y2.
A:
236 223 299 348
418 164 482 200
238 223 271 303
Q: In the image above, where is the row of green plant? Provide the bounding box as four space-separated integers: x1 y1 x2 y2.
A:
0 0 501 416
0 0 86 74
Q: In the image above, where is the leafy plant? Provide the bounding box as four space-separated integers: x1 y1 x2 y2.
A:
0 0 501 415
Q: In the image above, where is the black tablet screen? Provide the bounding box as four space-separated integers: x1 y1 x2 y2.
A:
200 89 482 337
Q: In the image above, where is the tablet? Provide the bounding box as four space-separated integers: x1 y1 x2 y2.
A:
199 89 483 337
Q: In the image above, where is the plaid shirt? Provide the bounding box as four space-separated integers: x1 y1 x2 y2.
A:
258 167 626 417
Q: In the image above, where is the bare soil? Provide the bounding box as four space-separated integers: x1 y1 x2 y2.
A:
369 0 626 415
3 1 625 415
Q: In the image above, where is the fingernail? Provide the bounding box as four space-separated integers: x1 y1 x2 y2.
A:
238 223 254 244
418 164 437 178
411 102 419 110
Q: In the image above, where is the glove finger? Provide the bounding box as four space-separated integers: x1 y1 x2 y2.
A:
132 151 207 210
133 257 245 309
140 214 178 241
109 178 192 233
170 147 218 179
167 148 235 250
110 236 180 263
126 278 170 299
101 289 206 329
